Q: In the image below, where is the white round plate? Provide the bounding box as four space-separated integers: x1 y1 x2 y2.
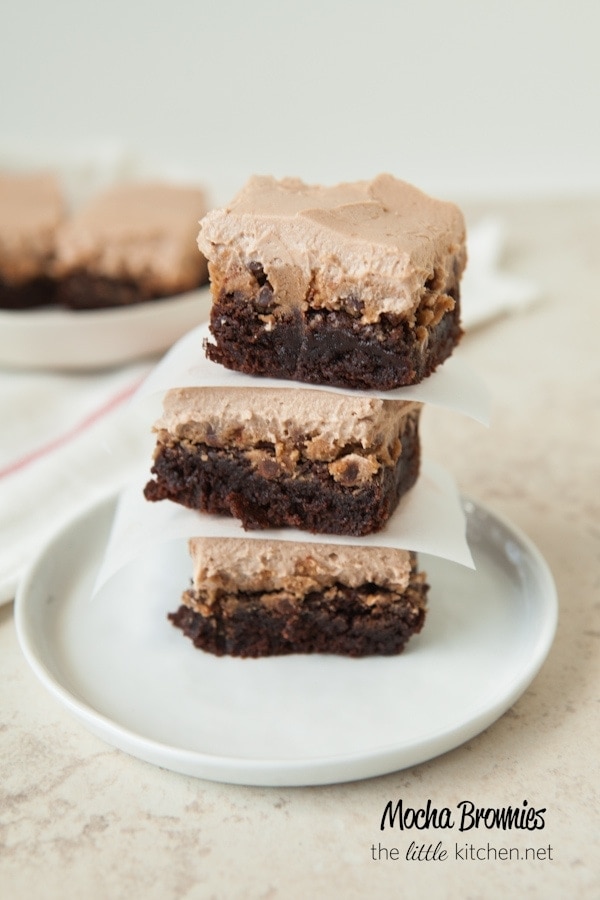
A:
0 287 211 370
15 495 557 786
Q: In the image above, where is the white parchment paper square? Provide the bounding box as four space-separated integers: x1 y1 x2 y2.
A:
94 458 474 596
135 322 491 425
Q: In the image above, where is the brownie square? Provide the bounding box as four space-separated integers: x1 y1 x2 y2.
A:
144 386 421 536
198 174 466 390
170 536 428 657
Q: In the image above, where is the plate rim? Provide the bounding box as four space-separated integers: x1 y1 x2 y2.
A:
14 493 558 786
0 285 211 371
0 285 209 327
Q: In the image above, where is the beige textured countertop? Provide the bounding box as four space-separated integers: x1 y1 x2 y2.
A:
1 197 599 899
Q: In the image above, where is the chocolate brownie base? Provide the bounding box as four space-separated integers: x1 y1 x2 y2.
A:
169 566 428 658
57 273 150 309
56 272 205 310
144 410 420 535
0 274 56 309
206 290 462 391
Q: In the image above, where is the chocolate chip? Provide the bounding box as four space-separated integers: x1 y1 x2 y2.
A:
204 423 220 446
248 261 269 287
345 295 364 318
255 284 274 310
337 460 360 486
257 457 282 480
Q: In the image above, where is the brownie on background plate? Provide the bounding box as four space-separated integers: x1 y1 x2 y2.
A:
0 171 65 309
53 181 209 309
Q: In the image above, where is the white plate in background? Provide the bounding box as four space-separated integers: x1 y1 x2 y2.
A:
0 287 211 371
15 494 557 787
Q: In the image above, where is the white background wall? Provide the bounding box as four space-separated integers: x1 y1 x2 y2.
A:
1 0 599 202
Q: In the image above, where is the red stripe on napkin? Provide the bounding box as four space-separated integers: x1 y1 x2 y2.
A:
0 374 146 481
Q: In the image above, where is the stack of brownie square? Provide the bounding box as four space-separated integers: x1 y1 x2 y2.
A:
143 174 467 658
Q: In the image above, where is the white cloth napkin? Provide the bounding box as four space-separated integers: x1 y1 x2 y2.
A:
0 362 153 602
461 217 540 329
0 218 539 603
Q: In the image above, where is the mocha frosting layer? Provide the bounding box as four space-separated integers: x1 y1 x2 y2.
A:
197 173 466 325
155 386 419 469
54 182 209 293
187 536 413 606
0 172 65 283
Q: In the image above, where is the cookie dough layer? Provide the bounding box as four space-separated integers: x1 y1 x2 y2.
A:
54 182 209 309
198 174 466 389
169 538 428 657
144 387 421 535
